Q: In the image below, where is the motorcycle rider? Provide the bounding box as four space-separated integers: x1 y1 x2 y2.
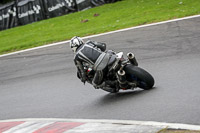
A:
70 36 116 89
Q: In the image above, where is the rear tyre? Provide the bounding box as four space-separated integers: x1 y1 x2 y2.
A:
124 64 154 89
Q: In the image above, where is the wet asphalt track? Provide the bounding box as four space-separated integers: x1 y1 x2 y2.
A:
0 16 200 125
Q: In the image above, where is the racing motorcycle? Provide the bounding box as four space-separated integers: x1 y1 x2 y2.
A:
82 49 155 93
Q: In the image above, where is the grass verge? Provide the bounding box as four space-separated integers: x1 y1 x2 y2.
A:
0 0 200 55
158 128 200 133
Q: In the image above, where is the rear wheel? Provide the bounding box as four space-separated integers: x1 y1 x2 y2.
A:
124 64 154 89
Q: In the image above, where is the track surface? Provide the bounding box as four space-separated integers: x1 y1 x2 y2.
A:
0 17 200 125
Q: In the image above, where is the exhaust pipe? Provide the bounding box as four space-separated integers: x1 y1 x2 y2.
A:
117 70 127 88
127 52 138 66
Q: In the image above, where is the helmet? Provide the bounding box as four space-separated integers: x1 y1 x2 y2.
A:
70 36 84 53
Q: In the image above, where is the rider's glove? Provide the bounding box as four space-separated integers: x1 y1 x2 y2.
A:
77 71 81 79
81 72 87 84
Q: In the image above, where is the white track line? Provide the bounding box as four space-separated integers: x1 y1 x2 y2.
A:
1 118 200 131
0 14 200 58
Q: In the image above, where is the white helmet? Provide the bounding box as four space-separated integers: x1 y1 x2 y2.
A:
70 36 84 53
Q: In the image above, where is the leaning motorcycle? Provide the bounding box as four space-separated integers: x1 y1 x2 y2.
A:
79 48 155 93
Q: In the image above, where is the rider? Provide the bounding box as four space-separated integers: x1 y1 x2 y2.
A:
70 36 115 88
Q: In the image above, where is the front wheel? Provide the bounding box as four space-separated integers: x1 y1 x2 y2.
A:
101 86 119 93
124 64 155 90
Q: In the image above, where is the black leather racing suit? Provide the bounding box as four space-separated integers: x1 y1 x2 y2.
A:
74 40 106 86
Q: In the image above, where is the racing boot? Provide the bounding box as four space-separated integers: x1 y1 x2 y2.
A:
92 70 104 89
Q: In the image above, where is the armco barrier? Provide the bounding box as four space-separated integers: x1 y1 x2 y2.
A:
0 0 118 31
0 2 17 30
76 0 92 11
42 0 76 18
17 0 43 25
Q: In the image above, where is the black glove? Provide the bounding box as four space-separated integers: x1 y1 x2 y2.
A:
81 72 87 84
77 71 81 79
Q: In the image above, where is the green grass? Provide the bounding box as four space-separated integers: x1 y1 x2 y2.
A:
157 128 200 133
0 0 200 54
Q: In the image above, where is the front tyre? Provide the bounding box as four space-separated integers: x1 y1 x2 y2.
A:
101 87 119 93
124 64 155 89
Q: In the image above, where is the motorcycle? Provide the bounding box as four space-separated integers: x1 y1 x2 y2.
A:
81 50 155 93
